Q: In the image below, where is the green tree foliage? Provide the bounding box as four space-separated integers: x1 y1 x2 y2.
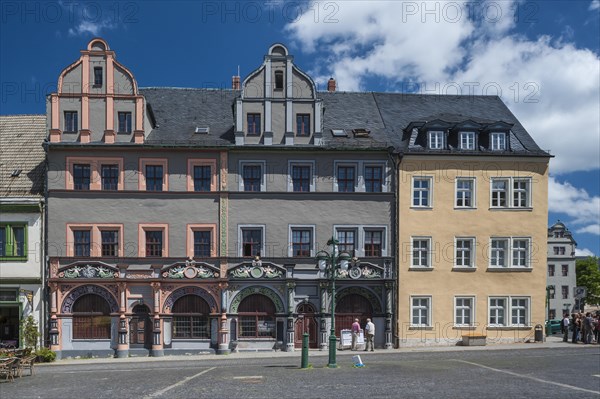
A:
576 256 600 306
20 315 40 350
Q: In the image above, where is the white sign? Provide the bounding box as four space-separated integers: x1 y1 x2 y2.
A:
574 286 587 299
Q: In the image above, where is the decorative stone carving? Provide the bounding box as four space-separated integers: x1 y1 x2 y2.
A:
162 286 218 313
229 286 285 313
229 263 283 279
126 272 154 279
59 264 118 279
61 285 119 313
161 261 219 279
335 265 382 279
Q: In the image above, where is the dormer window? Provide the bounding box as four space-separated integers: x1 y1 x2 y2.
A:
491 132 506 151
428 131 444 149
274 71 283 90
460 132 475 150
94 67 103 87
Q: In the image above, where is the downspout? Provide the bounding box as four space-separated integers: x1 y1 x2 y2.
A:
42 140 49 348
387 147 401 348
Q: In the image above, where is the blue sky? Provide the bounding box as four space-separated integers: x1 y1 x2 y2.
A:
1 1 599 255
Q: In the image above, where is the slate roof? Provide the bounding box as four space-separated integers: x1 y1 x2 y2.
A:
139 88 548 156
0 115 46 197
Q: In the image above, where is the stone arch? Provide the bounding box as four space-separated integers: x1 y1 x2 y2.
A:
162 286 218 314
336 287 383 314
61 284 118 314
88 38 109 51
229 286 285 314
269 43 288 56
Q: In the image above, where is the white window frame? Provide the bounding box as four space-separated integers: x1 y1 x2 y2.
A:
455 237 476 268
363 161 388 193
238 224 266 257
490 177 532 209
510 297 530 327
490 238 508 268
288 225 315 257
410 296 431 327
488 297 507 327
455 177 476 208
489 237 531 269
411 237 432 268
287 161 315 192
239 160 266 192
490 132 506 150
455 296 475 327
511 238 530 268
333 225 388 258
333 161 358 193
460 131 476 150
412 176 432 208
428 131 445 149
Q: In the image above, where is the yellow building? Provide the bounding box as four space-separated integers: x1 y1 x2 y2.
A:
385 106 551 347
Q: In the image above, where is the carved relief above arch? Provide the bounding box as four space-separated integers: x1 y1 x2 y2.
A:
162 286 219 314
335 287 383 314
61 284 119 314
229 286 285 314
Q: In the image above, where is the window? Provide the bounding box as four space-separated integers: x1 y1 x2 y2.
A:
291 228 312 257
101 165 119 191
412 238 431 268
364 165 383 193
241 227 263 257
561 265 568 276
491 132 506 150
238 294 276 338
512 239 529 267
296 114 310 136
337 229 356 255
101 230 119 257
247 113 261 136
193 231 211 257
364 230 383 257
491 178 531 208
549 309 556 319
456 178 475 208
242 164 262 192
145 230 163 257
490 238 508 268
455 238 475 268
337 165 356 192
460 132 475 150
93 67 103 86
193 165 212 192
428 131 444 149
562 286 569 299
488 298 506 326
411 297 430 327
118 112 132 133
554 247 565 255
554 231 564 238
0 224 27 259
64 111 78 132
172 295 210 339
291 165 311 192
548 264 555 277
145 165 164 192
274 71 283 90
74 230 91 257
455 297 474 326
73 164 91 190
72 294 111 339
548 286 555 299
412 177 431 207
511 298 529 326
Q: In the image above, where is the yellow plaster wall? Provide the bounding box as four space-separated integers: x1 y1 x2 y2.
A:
397 156 549 346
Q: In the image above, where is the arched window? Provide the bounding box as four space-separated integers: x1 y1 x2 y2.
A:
172 295 210 339
72 294 111 339
238 294 275 338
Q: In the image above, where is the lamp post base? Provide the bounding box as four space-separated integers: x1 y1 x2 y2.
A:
327 333 337 368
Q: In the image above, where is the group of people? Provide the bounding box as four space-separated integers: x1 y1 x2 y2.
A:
351 318 375 351
562 312 600 344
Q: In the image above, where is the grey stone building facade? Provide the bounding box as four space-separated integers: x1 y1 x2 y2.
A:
547 221 577 318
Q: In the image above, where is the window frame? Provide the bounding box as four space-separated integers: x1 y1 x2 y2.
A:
454 296 475 327
274 71 284 90
489 296 531 328
510 297 530 327
428 131 445 150
335 163 357 193
412 176 433 208
454 237 476 268
73 228 92 257
187 159 217 192
288 161 315 192
239 161 266 192
459 131 476 150
561 264 568 277
548 264 555 277
410 296 431 327
67 224 124 257
186 224 217 258
364 164 384 193
488 297 507 327
289 225 315 258
488 237 531 269
490 132 507 151
411 237 432 269
64 111 78 133
363 228 384 257
455 177 475 208
93 67 103 87
246 113 262 136
73 163 91 191
490 177 532 209
139 158 169 192
100 164 119 191
296 114 311 137
99 229 120 257
138 224 169 258
0 223 28 261
238 225 265 257
335 227 358 257
66 157 124 191
117 111 132 134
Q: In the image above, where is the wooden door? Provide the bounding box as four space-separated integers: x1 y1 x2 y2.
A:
294 303 317 348
129 305 151 347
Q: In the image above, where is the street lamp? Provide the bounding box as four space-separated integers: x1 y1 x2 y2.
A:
316 237 352 368
546 285 555 336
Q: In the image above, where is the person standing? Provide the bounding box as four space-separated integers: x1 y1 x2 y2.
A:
364 318 375 351
351 318 361 350
562 313 570 342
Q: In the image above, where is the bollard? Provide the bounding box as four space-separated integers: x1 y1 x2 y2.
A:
301 332 309 369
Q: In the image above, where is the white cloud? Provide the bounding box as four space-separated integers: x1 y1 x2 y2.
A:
68 20 116 37
590 0 600 11
575 247 596 257
548 177 600 234
286 0 600 174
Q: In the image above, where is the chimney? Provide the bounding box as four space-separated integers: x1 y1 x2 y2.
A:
232 75 240 90
327 77 336 92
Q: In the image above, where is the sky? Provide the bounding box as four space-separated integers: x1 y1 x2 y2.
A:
1 0 599 256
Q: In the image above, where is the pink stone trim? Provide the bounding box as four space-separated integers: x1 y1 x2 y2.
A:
139 158 168 191
138 223 169 257
187 159 218 192
186 223 218 258
66 156 124 190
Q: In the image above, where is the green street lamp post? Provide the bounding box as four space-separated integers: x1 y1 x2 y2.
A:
546 285 555 336
316 237 351 368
